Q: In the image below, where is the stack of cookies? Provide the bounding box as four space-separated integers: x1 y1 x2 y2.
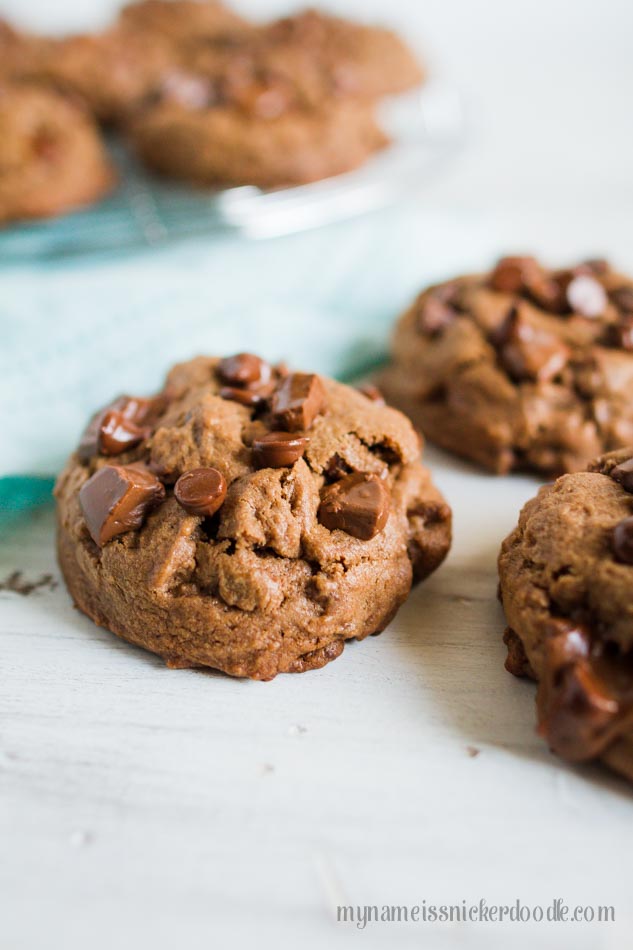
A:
0 0 424 224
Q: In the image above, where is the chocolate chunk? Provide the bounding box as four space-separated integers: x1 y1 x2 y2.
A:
566 274 607 317
252 432 309 468
218 353 271 388
539 660 620 761
271 373 326 431
489 256 540 294
356 383 385 405
416 295 456 336
79 464 165 546
174 467 227 517
318 472 390 540
494 307 570 382
610 457 633 492
503 627 533 678
612 516 633 563
78 395 156 460
219 385 271 409
611 286 633 315
606 319 633 351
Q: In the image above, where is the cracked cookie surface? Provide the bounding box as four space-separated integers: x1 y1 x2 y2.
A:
381 257 633 476
56 355 451 680
498 447 633 783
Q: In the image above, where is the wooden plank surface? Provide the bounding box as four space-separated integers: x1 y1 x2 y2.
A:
2 447 630 950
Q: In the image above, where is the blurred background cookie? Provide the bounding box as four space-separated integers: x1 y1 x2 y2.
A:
0 82 115 224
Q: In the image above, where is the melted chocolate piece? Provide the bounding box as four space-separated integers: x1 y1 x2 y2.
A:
416 295 456 337
174 467 227 517
252 432 309 468
489 256 541 294
217 353 271 388
219 385 271 409
610 457 633 492
494 307 570 382
79 464 165 546
612 516 633 564
78 395 159 460
318 472 390 541
271 373 326 431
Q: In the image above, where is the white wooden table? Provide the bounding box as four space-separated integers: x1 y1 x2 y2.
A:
3 0 633 946
2 448 631 950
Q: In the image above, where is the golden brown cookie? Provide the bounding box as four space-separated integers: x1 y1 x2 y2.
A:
0 83 115 225
499 447 633 784
55 354 451 680
381 257 633 476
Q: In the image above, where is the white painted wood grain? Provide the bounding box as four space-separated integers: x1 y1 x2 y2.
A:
2 447 631 950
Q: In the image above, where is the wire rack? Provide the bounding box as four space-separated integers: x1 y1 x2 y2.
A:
0 82 467 263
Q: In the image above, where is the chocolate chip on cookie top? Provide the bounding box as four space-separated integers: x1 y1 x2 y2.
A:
381 256 633 476
79 464 165 546
318 472 389 540
271 372 326 431
78 395 162 460
174 467 227 517
252 432 310 469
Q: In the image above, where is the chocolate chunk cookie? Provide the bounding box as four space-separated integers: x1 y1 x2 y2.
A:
0 83 115 225
499 447 633 784
56 354 451 680
381 257 633 476
128 45 389 188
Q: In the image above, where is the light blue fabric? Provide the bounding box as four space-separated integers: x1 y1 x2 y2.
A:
0 200 495 518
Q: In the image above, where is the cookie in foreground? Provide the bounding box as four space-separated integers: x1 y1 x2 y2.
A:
55 355 451 680
498 447 633 783
381 257 633 476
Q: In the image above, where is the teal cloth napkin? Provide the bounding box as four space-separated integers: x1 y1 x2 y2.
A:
0 201 495 520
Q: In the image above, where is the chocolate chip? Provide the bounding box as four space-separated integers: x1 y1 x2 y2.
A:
539 660 619 761
174 467 227 517
566 274 607 317
219 385 271 408
78 395 156 460
356 383 385 405
489 256 540 294
79 464 165 546
218 353 271 388
613 516 633 563
611 286 633 315
416 295 456 336
271 373 326 431
610 458 633 492
252 432 309 468
318 472 390 541
606 319 633 350
494 307 570 382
